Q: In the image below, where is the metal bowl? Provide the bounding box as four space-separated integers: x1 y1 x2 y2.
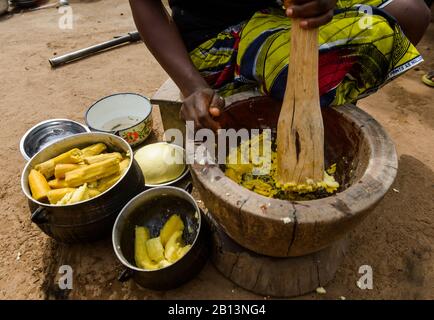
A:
20 119 90 161
113 186 210 290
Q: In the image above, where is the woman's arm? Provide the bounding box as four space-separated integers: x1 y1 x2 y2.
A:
129 0 223 131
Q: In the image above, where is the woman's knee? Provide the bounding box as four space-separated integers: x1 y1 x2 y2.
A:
384 0 431 44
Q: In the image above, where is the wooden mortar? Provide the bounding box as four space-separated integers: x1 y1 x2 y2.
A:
190 93 397 257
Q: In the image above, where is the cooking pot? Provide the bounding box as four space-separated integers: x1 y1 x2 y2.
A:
21 132 145 243
113 186 210 290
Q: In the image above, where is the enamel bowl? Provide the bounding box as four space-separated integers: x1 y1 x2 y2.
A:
85 93 153 147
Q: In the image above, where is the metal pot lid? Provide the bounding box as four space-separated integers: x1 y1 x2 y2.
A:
20 119 90 161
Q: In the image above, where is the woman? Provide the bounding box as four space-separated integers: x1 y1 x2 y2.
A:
129 0 431 131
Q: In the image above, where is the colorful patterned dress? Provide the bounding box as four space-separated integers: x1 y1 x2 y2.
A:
189 0 423 107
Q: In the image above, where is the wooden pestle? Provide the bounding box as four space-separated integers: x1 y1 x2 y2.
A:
277 2 325 185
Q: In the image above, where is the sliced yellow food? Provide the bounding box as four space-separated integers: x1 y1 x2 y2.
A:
47 188 76 204
158 259 173 268
160 214 184 247
83 152 123 165
54 164 84 180
146 237 165 263
48 178 69 189
81 143 107 157
35 148 83 179
65 158 120 187
28 169 51 202
134 226 158 270
177 245 192 259
164 230 183 263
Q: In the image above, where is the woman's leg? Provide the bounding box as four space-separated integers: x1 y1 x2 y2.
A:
382 0 431 44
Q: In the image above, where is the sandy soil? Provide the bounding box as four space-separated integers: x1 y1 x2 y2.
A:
0 0 433 300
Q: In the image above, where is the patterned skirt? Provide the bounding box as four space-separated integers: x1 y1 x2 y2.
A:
189 0 422 107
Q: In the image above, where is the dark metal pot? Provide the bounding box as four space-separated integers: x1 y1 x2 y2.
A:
113 186 210 290
21 133 145 243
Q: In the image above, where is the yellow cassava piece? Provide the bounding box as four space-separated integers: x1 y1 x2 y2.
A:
28 169 51 202
81 143 107 157
68 184 89 204
160 214 184 247
35 148 83 178
146 237 165 263
83 152 123 165
177 245 192 260
47 188 76 204
164 230 183 263
135 226 158 270
65 158 120 187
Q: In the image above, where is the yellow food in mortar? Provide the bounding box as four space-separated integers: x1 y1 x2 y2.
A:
225 134 340 200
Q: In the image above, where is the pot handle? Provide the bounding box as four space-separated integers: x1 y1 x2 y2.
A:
118 268 134 283
31 207 49 225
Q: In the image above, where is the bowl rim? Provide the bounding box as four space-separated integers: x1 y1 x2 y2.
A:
85 92 152 133
19 118 90 161
112 185 201 273
21 132 134 208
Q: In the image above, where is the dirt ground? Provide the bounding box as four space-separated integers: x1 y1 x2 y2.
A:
0 0 433 300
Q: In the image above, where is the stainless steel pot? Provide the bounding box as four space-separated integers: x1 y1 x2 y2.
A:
21 132 145 243
113 186 210 290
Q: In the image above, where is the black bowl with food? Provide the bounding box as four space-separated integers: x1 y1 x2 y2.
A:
113 186 210 290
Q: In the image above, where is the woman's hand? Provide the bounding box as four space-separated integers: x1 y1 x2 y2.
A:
285 0 337 28
180 88 225 132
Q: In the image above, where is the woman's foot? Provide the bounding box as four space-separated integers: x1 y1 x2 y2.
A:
422 71 434 87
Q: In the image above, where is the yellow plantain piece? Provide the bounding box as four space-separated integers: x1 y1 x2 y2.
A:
146 237 165 263
48 178 69 189
35 148 83 179
164 230 183 263
177 245 192 259
164 231 191 263
160 214 184 247
65 158 120 187
47 188 76 204
135 226 158 270
134 215 192 271
28 169 51 202
54 164 85 180
81 143 107 157
83 152 123 165
158 259 172 268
